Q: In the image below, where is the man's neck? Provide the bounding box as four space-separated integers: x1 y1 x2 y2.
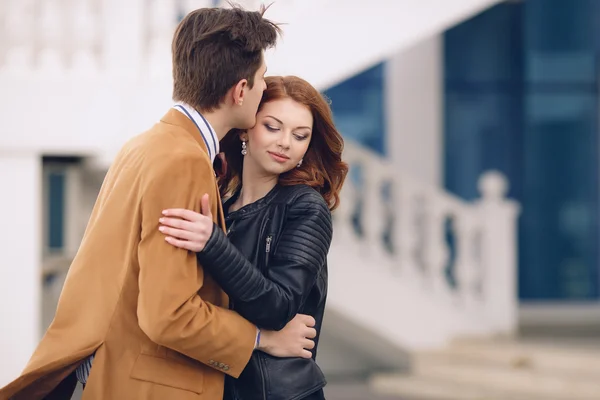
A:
200 108 233 141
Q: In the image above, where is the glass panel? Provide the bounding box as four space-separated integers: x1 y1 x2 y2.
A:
444 91 523 201
324 63 386 155
443 0 600 300
444 3 524 201
521 93 599 300
47 172 65 250
444 3 522 84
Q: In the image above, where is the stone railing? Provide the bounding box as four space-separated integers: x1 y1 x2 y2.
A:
0 0 289 78
335 142 520 335
2 0 105 75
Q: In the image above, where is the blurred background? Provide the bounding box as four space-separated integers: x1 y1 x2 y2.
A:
1 0 600 399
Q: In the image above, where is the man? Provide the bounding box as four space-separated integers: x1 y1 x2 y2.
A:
0 6 317 400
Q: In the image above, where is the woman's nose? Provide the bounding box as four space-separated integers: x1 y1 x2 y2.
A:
277 133 292 149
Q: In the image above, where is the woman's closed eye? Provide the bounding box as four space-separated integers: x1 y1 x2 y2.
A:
264 124 279 132
264 122 310 140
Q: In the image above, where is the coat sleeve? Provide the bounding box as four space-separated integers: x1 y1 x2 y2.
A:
136 152 256 378
197 189 332 330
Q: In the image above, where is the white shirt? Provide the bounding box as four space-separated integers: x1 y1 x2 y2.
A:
173 102 220 162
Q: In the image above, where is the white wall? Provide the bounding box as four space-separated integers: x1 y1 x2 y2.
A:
0 0 493 168
266 0 502 89
0 153 42 386
385 35 443 186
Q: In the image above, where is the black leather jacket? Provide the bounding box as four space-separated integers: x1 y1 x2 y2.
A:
197 184 331 400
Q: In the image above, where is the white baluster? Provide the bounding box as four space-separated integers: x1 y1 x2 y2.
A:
361 161 387 259
38 0 65 74
71 0 100 74
427 200 451 297
180 0 216 15
0 1 6 67
101 0 145 76
4 0 36 74
476 171 520 335
333 167 358 246
411 191 430 283
453 214 482 311
236 0 262 10
147 0 178 78
392 179 417 278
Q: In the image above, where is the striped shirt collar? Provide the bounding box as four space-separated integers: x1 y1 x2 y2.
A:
173 102 220 162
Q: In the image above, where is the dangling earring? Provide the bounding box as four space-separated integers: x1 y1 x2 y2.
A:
297 159 303 168
241 140 248 156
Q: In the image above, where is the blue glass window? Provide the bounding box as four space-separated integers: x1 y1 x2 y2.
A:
324 63 386 155
47 172 65 250
444 0 600 300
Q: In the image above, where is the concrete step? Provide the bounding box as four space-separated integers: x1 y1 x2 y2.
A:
371 338 600 400
419 342 600 380
410 359 600 400
371 374 542 400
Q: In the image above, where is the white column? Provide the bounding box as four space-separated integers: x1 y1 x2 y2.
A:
147 0 178 78
64 166 85 255
385 34 443 186
0 153 42 386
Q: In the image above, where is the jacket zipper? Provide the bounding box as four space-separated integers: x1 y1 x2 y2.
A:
264 235 273 268
258 354 267 400
265 235 272 253
226 221 234 310
226 217 234 237
259 234 271 399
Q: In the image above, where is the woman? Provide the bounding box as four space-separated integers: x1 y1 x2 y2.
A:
159 76 348 400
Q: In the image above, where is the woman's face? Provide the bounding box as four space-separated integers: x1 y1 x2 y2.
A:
241 98 313 177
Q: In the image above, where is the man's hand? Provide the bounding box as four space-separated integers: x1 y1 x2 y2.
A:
257 314 316 359
159 193 214 252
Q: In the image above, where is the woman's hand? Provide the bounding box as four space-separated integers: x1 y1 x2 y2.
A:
159 193 214 252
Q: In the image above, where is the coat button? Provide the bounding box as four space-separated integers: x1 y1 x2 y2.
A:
223 365 230 371
218 362 225 369
208 360 215 365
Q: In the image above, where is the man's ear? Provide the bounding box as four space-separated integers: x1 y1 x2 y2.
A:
232 79 249 106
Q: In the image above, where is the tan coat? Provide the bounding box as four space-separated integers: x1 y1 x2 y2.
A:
0 109 257 400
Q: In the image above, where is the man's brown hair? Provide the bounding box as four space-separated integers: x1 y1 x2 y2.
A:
172 5 281 112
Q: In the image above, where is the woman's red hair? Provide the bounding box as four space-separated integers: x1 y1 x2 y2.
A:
219 76 348 210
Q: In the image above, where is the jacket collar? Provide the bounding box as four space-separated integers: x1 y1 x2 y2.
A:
172 102 219 162
160 108 207 149
224 185 281 220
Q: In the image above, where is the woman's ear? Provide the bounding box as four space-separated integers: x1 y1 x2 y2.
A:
239 131 249 141
213 153 228 178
